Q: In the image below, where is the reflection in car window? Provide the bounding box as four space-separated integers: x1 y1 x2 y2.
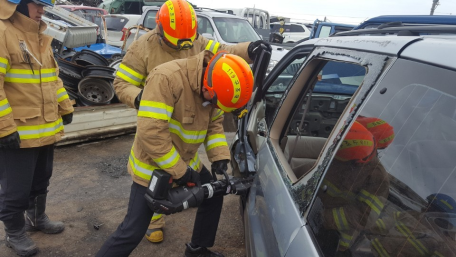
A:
213 17 260 43
309 60 456 257
197 17 215 37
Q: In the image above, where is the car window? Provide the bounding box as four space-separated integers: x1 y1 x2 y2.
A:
105 16 129 31
319 26 332 38
197 16 215 36
213 17 260 43
143 10 158 29
309 59 456 256
291 25 305 32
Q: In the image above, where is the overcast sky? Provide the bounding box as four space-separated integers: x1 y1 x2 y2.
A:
189 0 456 24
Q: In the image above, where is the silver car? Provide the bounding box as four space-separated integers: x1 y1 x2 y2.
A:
232 27 456 256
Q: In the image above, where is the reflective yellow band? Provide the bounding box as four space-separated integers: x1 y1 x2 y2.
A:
0 98 12 117
376 218 387 235
187 2 196 29
339 139 373 150
332 207 349 231
433 251 444 257
138 100 174 121
211 109 224 121
205 134 228 151
221 63 241 104
5 68 57 83
169 118 206 144
338 232 353 248
215 101 237 113
323 179 356 201
372 238 390 257
189 152 201 171
395 221 428 255
358 189 384 215
163 30 196 47
0 57 8 74
205 40 220 54
153 145 180 169
129 148 158 180
116 63 145 86
57 88 69 103
165 0 176 30
151 213 162 220
366 119 386 128
17 118 63 140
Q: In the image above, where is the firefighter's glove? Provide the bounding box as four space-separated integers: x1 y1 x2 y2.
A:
134 90 143 110
212 159 229 175
175 166 200 186
232 107 248 119
248 40 272 60
0 131 21 149
62 113 73 125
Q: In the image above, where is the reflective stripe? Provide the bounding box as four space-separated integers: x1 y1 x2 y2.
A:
211 109 224 121
376 218 387 234
394 220 428 255
338 232 353 248
153 145 181 169
189 152 201 171
165 0 176 30
215 100 237 113
332 207 349 231
323 179 357 201
169 119 206 144
433 251 444 257
57 88 69 102
163 30 197 46
372 238 390 257
5 68 57 83
138 100 173 121
205 40 220 54
205 134 228 151
0 57 8 74
0 98 12 117
151 213 162 220
17 118 63 140
358 189 384 215
116 63 145 86
187 2 196 29
129 148 158 180
221 62 241 104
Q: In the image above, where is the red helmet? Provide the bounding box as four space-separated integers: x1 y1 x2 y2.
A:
356 116 395 149
336 121 376 164
156 0 197 50
203 52 254 112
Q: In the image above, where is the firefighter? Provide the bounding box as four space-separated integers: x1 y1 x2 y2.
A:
96 50 253 257
0 0 74 256
318 121 390 253
114 0 270 243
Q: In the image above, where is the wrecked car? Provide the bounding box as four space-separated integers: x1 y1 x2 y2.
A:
231 26 456 256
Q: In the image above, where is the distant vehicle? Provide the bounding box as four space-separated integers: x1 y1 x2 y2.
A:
121 6 159 50
213 7 270 39
354 15 456 30
98 0 165 14
232 26 456 256
270 22 311 43
104 14 138 47
58 5 108 17
309 19 355 39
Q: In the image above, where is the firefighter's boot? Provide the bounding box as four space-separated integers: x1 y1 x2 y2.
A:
3 212 38 257
25 194 64 234
184 243 224 257
145 228 163 243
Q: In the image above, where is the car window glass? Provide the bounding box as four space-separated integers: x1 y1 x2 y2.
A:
213 17 260 43
308 60 456 257
291 25 305 32
144 10 158 29
197 16 215 36
319 26 332 38
105 16 129 31
281 61 365 179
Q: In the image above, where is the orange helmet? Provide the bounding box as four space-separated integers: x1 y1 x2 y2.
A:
203 52 254 112
356 116 395 149
157 0 197 50
335 121 376 164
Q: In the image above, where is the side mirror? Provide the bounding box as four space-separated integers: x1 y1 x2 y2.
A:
201 33 215 40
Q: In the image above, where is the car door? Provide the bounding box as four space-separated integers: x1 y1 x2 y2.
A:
239 37 421 256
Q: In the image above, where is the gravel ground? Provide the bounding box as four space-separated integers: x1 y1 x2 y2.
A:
0 132 245 257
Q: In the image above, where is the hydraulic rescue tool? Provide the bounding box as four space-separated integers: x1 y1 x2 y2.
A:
144 168 254 215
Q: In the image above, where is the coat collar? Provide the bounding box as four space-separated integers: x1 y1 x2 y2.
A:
9 11 47 34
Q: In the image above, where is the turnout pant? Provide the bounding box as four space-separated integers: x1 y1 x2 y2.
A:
0 145 54 221
96 166 224 257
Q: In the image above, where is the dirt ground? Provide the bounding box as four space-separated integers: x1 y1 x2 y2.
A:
0 132 246 257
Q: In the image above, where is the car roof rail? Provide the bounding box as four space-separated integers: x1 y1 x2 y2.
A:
332 25 456 37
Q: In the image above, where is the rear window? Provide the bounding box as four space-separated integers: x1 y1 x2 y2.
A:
143 10 158 29
105 16 129 31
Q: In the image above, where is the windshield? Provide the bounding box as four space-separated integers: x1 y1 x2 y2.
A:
105 16 129 31
213 17 260 43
